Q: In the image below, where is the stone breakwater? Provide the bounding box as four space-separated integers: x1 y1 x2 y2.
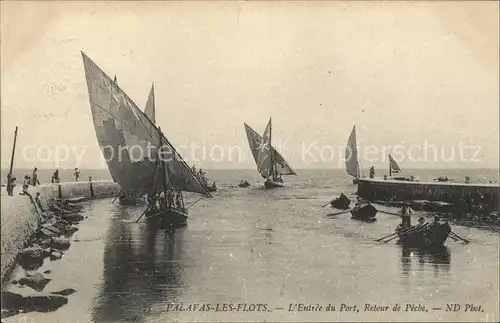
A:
0 180 120 286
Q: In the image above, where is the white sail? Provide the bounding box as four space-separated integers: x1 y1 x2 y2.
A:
345 126 360 178
144 83 155 123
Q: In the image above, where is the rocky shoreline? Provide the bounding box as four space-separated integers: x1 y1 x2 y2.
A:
1 198 87 318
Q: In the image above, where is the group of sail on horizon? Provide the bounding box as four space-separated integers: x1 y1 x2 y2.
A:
81 52 211 211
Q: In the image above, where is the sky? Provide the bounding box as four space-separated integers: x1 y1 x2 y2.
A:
1 1 499 170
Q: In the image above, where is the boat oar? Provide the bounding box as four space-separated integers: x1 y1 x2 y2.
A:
450 231 470 244
111 190 123 204
135 206 150 223
376 209 402 217
326 209 352 217
186 196 204 210
321 201 332 208
376 225 423 243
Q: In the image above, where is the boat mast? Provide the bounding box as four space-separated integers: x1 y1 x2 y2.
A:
389 156 392 177
269 118 276 180
158 127 168 197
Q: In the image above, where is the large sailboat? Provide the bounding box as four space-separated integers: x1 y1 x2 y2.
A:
81 51 211 224
345 125 363 184
244 118 296 188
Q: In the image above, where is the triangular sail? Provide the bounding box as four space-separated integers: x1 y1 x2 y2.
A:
388 154 401 173
144 84 155 123
244 122 296 178
256 118 273 178
81 51 210 198
345 126 360 178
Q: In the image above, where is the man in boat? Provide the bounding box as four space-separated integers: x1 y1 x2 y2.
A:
167 189 174 209
175 190 182 210
191 165 197 174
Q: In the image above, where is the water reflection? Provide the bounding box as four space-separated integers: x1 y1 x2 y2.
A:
91 216 186 322
400 246 451 276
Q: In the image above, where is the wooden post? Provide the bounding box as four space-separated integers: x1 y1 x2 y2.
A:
6 126 18 195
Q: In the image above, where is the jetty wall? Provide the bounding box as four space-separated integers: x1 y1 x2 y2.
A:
0 180 120 285
357 178 500 208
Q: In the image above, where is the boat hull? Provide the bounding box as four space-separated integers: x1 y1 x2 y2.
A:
396 222 451 249
330 194 351 210
264 180 284 189
145 208 188 227
350 202 377 222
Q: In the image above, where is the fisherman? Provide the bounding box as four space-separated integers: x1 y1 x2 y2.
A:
73 168 80 182
416 216 427 228
211 182 217 190
159 191 166 209
175 190 182 209
35 192 44 212
191 165 197 174
31 167 38 186
52 170 60 183
167 189 174 208
400 204 412 228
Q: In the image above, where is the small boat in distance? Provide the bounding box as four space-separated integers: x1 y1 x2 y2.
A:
244 118 296 189
345 126 364 184
238 180 251 188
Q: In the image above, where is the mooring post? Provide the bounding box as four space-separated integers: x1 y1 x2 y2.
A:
58 185 62 199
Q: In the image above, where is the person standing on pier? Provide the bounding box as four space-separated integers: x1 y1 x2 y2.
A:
73 168 80 182
35 192 44 212
52 170 60 183
21 175 30 195
31 167 39 186
369 166 375 179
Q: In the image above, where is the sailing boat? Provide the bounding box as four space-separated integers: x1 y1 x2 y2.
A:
345 125 363 184
244 118 296 188
144 82 217 193
81 51 211 222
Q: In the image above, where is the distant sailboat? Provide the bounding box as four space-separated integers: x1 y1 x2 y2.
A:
388 154 401 177
81 51 211 221
345 126 362 184
244 118 296 188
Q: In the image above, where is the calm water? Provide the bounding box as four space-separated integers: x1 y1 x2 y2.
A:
3 169 500 322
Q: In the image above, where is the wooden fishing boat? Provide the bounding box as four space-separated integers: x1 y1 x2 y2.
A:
244 119 296 189
82 52 211 226
145 207 188 227
350 202 377 222
330 193 351 209
396 221 451 249
264 179 284 188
